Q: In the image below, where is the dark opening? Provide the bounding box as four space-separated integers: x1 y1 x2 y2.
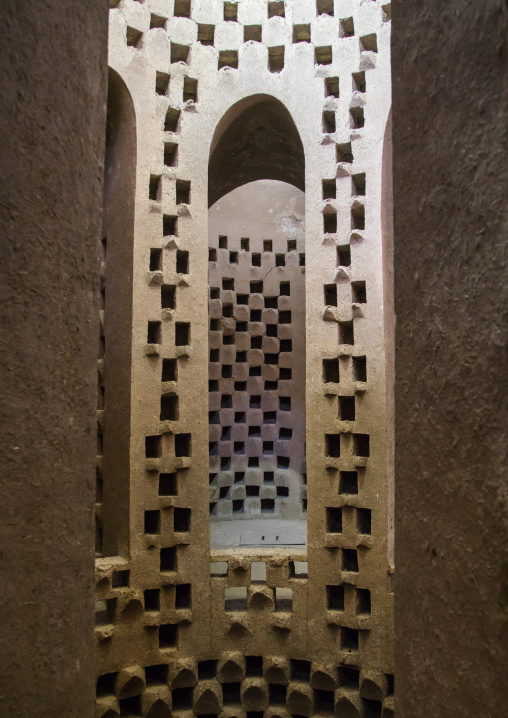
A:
327 584 345 610
175 583 191 608
160 547 177 572
144 510 160 534
174 507 191 532
326 507 343 533
162 358 177 382
159 472 177 495
339 471 358 495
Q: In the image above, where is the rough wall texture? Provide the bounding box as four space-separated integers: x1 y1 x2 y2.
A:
392 1 508 716
0 1 107 715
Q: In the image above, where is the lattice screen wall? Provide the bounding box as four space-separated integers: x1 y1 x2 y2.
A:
208 180 306 522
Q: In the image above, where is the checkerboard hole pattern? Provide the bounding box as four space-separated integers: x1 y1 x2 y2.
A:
95 650 394 717
208 233 306 519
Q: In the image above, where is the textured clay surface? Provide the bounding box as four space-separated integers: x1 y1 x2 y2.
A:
0 1 107 715
393 1 508 716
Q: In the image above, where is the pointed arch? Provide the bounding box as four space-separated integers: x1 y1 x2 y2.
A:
208 94 305 206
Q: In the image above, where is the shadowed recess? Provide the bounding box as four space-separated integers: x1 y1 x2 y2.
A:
208 94 305 206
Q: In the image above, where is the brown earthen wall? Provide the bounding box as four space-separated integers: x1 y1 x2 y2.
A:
0 0 107 715
392 1 508 715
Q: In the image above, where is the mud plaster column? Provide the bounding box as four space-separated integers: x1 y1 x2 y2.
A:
0 0 107 715
393 1 508 716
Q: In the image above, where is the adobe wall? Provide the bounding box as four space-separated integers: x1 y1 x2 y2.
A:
392 1 508 716
96 1 394 716
0 0 108 716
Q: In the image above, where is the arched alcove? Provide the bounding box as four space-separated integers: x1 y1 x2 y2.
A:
208 96 306 549
381 110 394 569
97 69 136 557
208 94 305 206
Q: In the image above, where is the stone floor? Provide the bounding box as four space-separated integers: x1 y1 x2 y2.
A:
210 518 307 549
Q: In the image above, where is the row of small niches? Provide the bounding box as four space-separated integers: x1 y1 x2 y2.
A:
210 469 305 486
210 486 296 502
139 1 388 27
225 585 294 612
209 497 301 516
95 582 191 626
209 470 366 501
210 425 295 442
126 3 385 50
210 248 305 267
212 236 300 253
96 659 394 710
210 278 292 296
210 455 294 471
211 560 308 580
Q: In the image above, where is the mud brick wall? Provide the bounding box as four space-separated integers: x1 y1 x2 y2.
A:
95 1 394 716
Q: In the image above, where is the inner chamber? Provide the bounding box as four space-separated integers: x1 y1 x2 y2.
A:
208 179 306 549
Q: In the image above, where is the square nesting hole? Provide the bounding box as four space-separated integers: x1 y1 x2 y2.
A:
353 71 366 93
244 25 262 42
326 506 342 533
126 27 143 48
165 107 180 132
268 46 285 73
163 214 177 236
352 173 366 196
315 46 332 65
159 623 178 649
293 24 311 42
159 472 178 496
150 14 167 29
224 1 238 21
155 71 170 96
275 587 293 612
336 142 353 163
353 355 367 382
112 569 130 587
197 23 214 45
164 142 178 167
323 111 336 133
339 471 358 495
219 50 238 70
176 179 191 204
268 1 285 18
317 0 334 16
183 77 198 102
325 76 339 98
339 395 355 421
171 42 190 64
327 584 344 611
225 586 247 611
322 179 336 199
340 16 355 37
350 106 365 130
174 0 191 18
360 34 378 52
149 174 161 201
352 281 366 303
323 358 340 383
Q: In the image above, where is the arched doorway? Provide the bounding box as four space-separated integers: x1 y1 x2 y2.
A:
96 69 136 557
207 96 306 549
